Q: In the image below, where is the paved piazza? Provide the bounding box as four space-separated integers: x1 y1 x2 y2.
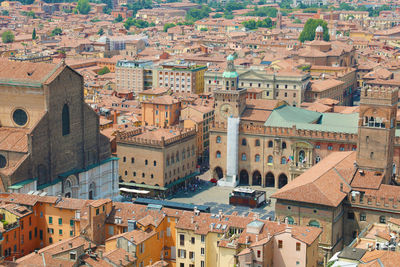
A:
168 170 277 220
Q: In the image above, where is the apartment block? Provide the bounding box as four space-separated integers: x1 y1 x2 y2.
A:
155 60 207 95
115 60 154 95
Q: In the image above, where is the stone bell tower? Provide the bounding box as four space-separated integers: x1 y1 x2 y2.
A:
356 84 398 183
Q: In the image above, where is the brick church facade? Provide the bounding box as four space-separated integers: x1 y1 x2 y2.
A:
0 59 118 199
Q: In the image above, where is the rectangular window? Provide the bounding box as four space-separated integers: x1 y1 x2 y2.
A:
58 218 62 225
201 235 205 243
201 247 205 255
191 237 195 244
70 230 74 237
189 251 194 260
96 208 99 215
278 240 283 248
29 231 32 240
180 234 185 246
201 261 205 267
35 227 37 238
257 250 261 257
49 217 53 224
296 242 301 251
59 229 63 235
360 213 366 221
70 220 74 226
348 212 355 220
40 230 43 240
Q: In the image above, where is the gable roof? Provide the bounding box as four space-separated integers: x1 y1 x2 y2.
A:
271 151 355 207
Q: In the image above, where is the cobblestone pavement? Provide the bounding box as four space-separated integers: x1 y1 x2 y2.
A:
168 170 278 220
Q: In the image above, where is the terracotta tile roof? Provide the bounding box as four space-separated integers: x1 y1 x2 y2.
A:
0 59 61 84
103 248 136 266
360 250 400 266
311 79 345 92
350 170 384 190
271 152 355 207
0 127 29 153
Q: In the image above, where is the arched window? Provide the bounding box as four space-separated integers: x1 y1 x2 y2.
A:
216 151 221 158
268 140 273 148
281 157 287 164
89 182 95 200
182 149 185 159
315 156 321 163
166 156 170 166
339 145 345 151
308 220 320 228
285 216 294 225
242 138 247 146
268 155 273 164
241 153 247 161
255 154 260 162
282 142 287 149
62 104 70 136
216 136 221 143
255 139 260 146
176 151 179 162
153 160 157 166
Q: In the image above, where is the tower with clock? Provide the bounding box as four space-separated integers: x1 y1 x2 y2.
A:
214 54 247 123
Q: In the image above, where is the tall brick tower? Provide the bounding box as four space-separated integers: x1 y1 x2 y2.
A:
356 85 398 183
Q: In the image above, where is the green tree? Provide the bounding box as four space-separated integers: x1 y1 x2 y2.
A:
77 0 91 15
51 27 62 36
200 27 208 31
163 23 176 32
186 5 211 22
98 66 110 75
2 30 14 43
114 14 123 23
246 6 278 17
299 19 329 42
124 18 150 30
212 13 222 18
32 28 37 40
98 28 104 36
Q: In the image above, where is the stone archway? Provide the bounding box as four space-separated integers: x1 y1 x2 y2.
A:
265 172 275 187
213 167 223 179
64 175 78 198
278 174 288 189
239 170 249 185
252 171 261 186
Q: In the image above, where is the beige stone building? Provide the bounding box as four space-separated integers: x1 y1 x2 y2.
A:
117 127 197 196
115 60 153 95
0 59 118 199
204 63 310 107
272 84 400 264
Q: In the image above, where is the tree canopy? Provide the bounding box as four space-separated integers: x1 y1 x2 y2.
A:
98 66 110 75
77 0 91 14
186 5 211 22
114 14 123 23
246 6 277 17
299 19 329 42
32 28 37 40
51 27 62 36
242 18 273 30
2 30 14 43
98 28 104 36
124 18 150 30
163 23 176 32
